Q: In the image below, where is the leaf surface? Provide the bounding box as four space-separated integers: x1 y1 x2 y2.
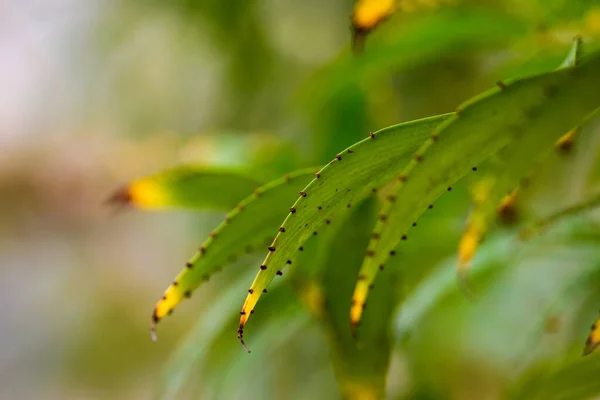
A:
350 48 600 325
151 168 315 338
238 114 452 336
109 166 263 211
457 37 584 281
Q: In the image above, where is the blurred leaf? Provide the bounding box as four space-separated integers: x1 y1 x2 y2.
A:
394 234 516 343
584 314 600 356
160 270 309 400
109 166 263 211
237 113 451 335
518 115 600 222
152 168 316 338
319 198 396 399
400 222 600 395
351 48 600 326
301 7 530 168
303 7 529 107
522 191 600 240
209 295 317 399
351 0 396 52
310 83 371 164
511 354 600 399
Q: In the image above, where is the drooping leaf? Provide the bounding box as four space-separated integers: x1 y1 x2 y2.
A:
108 166 263 211
236 113 452 340
456 37 585 282
151 168 316 339
350 48 600 326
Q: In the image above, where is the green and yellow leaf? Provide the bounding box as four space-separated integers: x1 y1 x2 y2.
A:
151 168 315 339
109 166 263 211
457 37 585 281
237 114 452 339
350 47 600 326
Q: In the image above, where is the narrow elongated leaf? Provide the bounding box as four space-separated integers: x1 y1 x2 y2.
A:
457 37 584 280
319 199 395 399
237 114 452 337
109 166 263 211
151 168 315 339
350 49 600 326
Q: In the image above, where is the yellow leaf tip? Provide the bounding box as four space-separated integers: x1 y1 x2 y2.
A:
555 129 577 152
584 319 600 356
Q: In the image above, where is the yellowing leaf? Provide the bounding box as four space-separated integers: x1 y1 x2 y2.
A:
150 169 315 340
584 314 600 356
350 45 600 327
109 166 262 211
555 128 578 152
352 0 396 31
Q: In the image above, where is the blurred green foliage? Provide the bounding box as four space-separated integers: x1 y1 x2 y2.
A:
108 1 600 399
6 0 600 399
110 1 600 399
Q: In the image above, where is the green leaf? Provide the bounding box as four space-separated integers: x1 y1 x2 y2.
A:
521 191 600 240
151 168 316 339
108 165 263 211
456 36 584 283
351 0 396 52
511 355 600 399
237 113 452 338
160 272 310 399
394 234 516 343
350 48 600 325
319 198 396 399
303 8 528 106
400 226 600 394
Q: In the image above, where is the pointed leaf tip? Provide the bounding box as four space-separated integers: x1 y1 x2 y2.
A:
239 114 452 339
105 185 132 207
237 327 251 353
351 45 600 327
583 315 600 356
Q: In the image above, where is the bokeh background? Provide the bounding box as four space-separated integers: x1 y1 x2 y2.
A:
2 0 600 399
